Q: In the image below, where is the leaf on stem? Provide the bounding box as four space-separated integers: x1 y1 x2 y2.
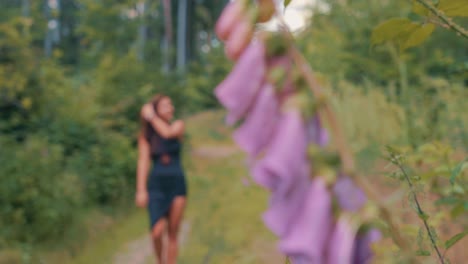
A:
444 230 468 250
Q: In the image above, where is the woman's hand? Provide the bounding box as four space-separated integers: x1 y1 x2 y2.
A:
135 190 149 208
141 103 155 121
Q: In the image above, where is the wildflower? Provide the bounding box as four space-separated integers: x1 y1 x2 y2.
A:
333 176 367 212
279 178 332 263
214 41 266 125
233 83 279 157
215 0 247 41
326 216 357 264
251 110 309 191
353 228 382 264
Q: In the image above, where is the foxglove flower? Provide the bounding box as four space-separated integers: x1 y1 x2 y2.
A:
307 115 329 147
279 178 332 263
262 175 309 236
215 41 266 125
251 110 309 191
225 18 254 60
333 176 367 212
233 83 279 157
215 0 246 41
213 8 382 263
326 216 357 264
353 228 382 264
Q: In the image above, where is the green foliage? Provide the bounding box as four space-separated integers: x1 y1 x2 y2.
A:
0 137 82 245
450 158 468 185
182 48 231 113
332 81 406 151
67 132 136 206
371 0 468 51
0 0 466 261
444 230 467 250
371 18 435 51
438 0 468 17
385 142 467 261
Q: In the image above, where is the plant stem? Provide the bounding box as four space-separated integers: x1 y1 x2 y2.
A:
288 41 412 253
273 12 417 261
415 0 468 39
396 163 446 264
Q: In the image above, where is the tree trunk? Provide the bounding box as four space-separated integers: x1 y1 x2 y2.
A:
44 0 52 57
162 0 173 72
176 0 188 71
137 1 148 62
22 0 30 17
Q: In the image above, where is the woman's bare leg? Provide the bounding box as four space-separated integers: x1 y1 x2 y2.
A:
167 196 186 264
152 218 167 264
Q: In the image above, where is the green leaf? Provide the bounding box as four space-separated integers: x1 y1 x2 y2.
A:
416 250 431 256
402 23 435 50
413 1 429 16
284 0 292 8
445 230 468 250
435 196 459 205
371 18 415 46
451 203 465 218
438 0 468 17
450 158 468 185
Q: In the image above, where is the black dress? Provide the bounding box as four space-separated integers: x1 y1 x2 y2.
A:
145 125 187 229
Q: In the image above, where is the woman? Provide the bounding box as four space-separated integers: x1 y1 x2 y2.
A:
136 94 187 264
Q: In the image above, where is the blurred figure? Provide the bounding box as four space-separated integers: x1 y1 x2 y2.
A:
136 94 187 264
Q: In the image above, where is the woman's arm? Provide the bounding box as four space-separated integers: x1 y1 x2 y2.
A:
141 104 185 139
135 134 150 208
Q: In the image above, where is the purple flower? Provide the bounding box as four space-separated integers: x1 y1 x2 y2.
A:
214 41 266 125
279 178 332 263
289 255 312 264
333 176 367 212
326 216 357 264
251 110 309 191
353 228 382 264
233 83 280 157
262 175 309 237
306 115 329 147
215 0 246 41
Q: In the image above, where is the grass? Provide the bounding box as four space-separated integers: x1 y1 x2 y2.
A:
17 110 280 264
179 151 275 264
68 209 148 264
4 108 466 264
0 209 148 264
180 111 280 263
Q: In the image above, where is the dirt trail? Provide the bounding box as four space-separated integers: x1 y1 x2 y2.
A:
113 221 191 264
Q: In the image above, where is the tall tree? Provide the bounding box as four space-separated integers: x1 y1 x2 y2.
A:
162 0 172 72
137 0 148 62
176 0 188 71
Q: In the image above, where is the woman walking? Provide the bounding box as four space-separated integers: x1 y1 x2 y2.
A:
136 94 187 264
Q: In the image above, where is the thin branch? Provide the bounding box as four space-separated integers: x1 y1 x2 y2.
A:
272 17 417 262
415 0 468 39
288 41 413 254
396 161 446 264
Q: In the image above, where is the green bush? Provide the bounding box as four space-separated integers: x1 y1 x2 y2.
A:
66 132 136 207
0 137 82 245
